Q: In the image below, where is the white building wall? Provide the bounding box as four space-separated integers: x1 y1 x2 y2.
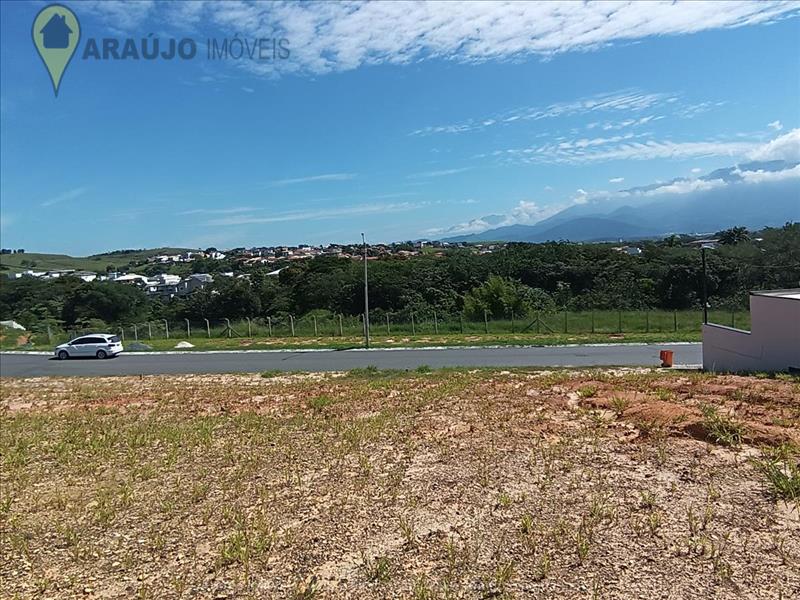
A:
702 292 800 373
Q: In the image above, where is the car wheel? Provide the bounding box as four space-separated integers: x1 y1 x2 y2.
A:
57 350 69 360
96 350 108 359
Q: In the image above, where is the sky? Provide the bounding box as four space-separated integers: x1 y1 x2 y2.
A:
1 0 799 255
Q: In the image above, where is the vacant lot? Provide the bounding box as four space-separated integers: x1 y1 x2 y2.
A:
1 369 798 599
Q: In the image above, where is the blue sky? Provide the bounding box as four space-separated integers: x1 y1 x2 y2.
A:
1 0 799 255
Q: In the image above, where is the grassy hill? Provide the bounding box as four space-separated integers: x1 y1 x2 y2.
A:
0 248 191 273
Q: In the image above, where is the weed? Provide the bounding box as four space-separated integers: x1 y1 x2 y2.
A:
610 395 629 416
752 455 800 501
307 395 334 413
361 553 392 583
533 551 551 581
577 385 598 398
415 364 433 373
655 388 675 401
701 404 744 446
520 514 535 535
399 514 416 547
347 365 381 378
639 490 657 510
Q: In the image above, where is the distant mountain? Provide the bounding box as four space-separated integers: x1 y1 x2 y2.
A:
444 160 800 243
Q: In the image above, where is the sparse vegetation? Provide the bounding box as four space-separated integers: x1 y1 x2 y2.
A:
1 369 798 597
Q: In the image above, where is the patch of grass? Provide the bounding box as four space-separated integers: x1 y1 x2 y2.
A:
701 404 744 446
577 385 598 399
307 395 334 413
361 553 392 583
753 450 800 501
610 395 630 416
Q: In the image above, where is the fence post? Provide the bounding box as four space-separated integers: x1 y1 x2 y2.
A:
673 310 677 333
536 312 541 334
386 313 390 334
148 322 152 339
618 311 622 333
133 324 138 341
246 317 252 337
411 313 416 335
646 311 650 333
290 314 295 337
730 310 735 328
563 309 568 334
120 327 125 342
313 315 318 336
460 314 464 334
434 311 439 334
268 316 273 337
163 319 169 339
591 311 595 334
511 311 515 334
337 314 342 337
484 310 489 334
185 319 190 338
225 318 232 338
204 318 211 338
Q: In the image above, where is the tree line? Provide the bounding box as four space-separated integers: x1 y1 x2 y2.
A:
1 224 798 334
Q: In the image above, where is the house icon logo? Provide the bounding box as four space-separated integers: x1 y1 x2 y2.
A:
41 13 73 49
32 4 81 96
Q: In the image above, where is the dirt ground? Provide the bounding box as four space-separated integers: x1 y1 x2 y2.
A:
1 368 798 599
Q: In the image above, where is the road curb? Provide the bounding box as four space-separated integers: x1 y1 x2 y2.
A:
0 341 700 357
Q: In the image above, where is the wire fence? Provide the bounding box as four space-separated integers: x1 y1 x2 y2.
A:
45 309 752 344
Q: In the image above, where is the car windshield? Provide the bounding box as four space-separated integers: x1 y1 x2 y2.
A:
109 336 121 343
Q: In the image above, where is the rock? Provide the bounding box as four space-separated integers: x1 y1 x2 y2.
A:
174 341 195 348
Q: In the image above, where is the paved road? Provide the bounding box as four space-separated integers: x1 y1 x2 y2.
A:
0 343 701 377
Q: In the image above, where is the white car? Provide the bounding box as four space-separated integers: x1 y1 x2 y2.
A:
55 334 124 360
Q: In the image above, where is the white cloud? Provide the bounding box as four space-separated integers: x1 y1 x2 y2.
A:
81 2 799 75
41 186 89 207
411 90 676 136
736 163 800 183
241 86 255 93
609 177 625 184
206 201 423 226
637 178 727 196
79 0 156 30
407 167 471 179
747 128 800 162
178 206 257 216
269 173 356 186
768 120 783 131
691 167 703 174
505 137 759 164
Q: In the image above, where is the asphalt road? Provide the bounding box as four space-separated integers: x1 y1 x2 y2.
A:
0 343 701 377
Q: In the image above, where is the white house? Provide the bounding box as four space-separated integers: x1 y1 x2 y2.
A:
703 289 800 373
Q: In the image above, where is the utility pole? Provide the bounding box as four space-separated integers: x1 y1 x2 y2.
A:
701 246 709 325
362 232 370 348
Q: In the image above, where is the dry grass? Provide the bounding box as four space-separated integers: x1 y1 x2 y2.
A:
1 368 799 599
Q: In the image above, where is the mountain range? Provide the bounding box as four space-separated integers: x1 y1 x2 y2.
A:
443 160 800 243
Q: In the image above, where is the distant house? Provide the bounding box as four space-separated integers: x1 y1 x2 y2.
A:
177 273 213 296
73 270 98 282
40 13 73 49
703 289 800 373
112 273 148 285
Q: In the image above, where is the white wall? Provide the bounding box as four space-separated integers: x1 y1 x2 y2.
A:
703 294 800 373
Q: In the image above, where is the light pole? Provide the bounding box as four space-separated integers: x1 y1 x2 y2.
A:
362 232 370 349
701 246 708 324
